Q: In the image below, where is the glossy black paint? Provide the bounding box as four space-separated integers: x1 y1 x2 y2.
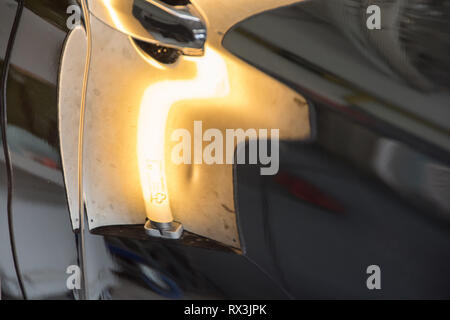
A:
224 0 450 298
1 0 78 299
0 0 449 299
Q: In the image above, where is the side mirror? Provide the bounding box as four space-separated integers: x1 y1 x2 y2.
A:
87 0 206 56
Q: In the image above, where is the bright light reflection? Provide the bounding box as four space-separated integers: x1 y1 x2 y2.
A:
102 0 125 31
137 46 229 223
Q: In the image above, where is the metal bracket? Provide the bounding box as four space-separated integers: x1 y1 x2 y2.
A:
144 220 183 239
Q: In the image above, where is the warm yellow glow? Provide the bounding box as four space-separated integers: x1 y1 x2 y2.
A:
137 45 229 223
102 0 125 31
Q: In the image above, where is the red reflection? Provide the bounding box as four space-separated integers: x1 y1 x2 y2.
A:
275 171 344 213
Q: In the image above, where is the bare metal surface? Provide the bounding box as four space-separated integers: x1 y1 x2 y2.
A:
60 1 310 248
58 26 87 230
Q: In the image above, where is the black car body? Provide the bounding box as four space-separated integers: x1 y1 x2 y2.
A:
0 0 449 299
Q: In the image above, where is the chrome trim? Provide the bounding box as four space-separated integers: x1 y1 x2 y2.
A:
87 0 206 56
